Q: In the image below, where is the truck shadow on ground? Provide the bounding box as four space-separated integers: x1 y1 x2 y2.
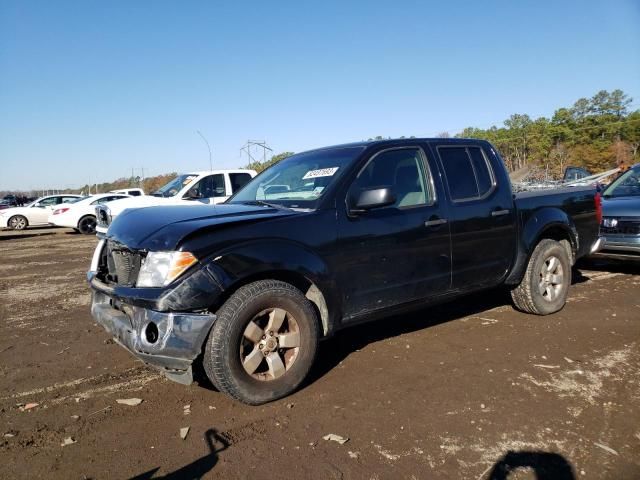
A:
485 450 575 480
306 256 625 385
128 428 230 480
308 287 514 385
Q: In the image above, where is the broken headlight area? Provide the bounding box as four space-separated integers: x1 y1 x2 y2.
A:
136 251 198 288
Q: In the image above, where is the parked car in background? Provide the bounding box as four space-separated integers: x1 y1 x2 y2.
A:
0 194 83 230
49 193 131 234
2 194 18 207
88 138 601 404
0 200 13 210
95 169 257 235
109 188 144 196
599 163 640 255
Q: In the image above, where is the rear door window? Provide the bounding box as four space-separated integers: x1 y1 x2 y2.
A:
438 147 478 200
438 146 495 201
468 147 494 196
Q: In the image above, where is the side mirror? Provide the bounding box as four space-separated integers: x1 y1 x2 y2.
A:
350 187 396 214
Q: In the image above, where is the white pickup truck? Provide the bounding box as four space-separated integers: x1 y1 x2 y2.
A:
95 169 257 235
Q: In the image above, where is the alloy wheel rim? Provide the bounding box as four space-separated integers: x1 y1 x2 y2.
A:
11 217 26 229
538 255 564 302
240 308 301 381
83 218 96 232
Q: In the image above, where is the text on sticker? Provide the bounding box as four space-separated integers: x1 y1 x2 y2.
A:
302 167 339 179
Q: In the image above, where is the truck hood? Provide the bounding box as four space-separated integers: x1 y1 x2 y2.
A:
106 203 299 251
105 195 176 216
602 196 640 218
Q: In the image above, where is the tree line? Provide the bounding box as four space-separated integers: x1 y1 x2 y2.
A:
456 89 639 179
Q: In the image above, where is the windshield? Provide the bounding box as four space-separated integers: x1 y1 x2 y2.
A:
152 174 197 197
603 166 640 198
229 147 365 208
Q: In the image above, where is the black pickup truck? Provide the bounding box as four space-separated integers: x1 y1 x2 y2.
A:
88 138 601 404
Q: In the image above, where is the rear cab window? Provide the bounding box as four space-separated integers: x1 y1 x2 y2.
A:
437 146 495 202
230 173 252 193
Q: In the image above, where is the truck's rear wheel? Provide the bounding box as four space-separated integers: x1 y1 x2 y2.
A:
8 215 28 230
203 280 319 405
511 239 571 315
77 215 97 234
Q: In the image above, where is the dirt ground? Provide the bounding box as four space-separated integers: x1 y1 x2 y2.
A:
0 227 639 480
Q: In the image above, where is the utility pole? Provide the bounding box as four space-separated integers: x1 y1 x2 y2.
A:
240 140 273 166
196 130 213 171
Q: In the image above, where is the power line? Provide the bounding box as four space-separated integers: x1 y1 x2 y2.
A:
240 140 273 165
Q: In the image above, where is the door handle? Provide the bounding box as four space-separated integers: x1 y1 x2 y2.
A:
425 218 448 227
491 209 510 217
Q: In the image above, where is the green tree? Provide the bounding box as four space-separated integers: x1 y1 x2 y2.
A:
456 89 638 178
246 152 295 173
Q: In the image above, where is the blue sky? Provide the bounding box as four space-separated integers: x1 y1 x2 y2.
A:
1 0 639 191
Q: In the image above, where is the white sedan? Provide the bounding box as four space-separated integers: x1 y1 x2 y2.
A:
49 193 130 234
0 194 83 230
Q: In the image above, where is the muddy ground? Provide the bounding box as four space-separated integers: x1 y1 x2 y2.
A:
0 227 639 479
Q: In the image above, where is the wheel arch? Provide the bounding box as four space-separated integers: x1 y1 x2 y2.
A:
505 208 577 285
202 241 339 337
215 270 330 337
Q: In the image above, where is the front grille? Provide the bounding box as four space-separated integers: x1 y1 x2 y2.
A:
601 219 640 236
96 205 111 228
105 241 142 286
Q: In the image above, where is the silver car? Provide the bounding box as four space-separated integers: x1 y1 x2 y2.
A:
600 164 640 255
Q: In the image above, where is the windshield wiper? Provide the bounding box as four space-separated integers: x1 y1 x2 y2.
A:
242 200 289 209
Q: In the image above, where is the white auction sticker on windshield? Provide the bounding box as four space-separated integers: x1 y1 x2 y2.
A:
302 167 339 179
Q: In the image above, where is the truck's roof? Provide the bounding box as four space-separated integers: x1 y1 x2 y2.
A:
304 137 490 153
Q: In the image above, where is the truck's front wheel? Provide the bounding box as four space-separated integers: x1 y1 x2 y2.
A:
511 239 571 315
203 280 319 405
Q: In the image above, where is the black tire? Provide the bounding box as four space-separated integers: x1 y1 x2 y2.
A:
511 239 571 315
203 280 319 405
77 215 97 235
8 215 28 230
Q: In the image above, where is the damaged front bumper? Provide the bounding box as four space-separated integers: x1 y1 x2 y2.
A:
90 289 216 384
